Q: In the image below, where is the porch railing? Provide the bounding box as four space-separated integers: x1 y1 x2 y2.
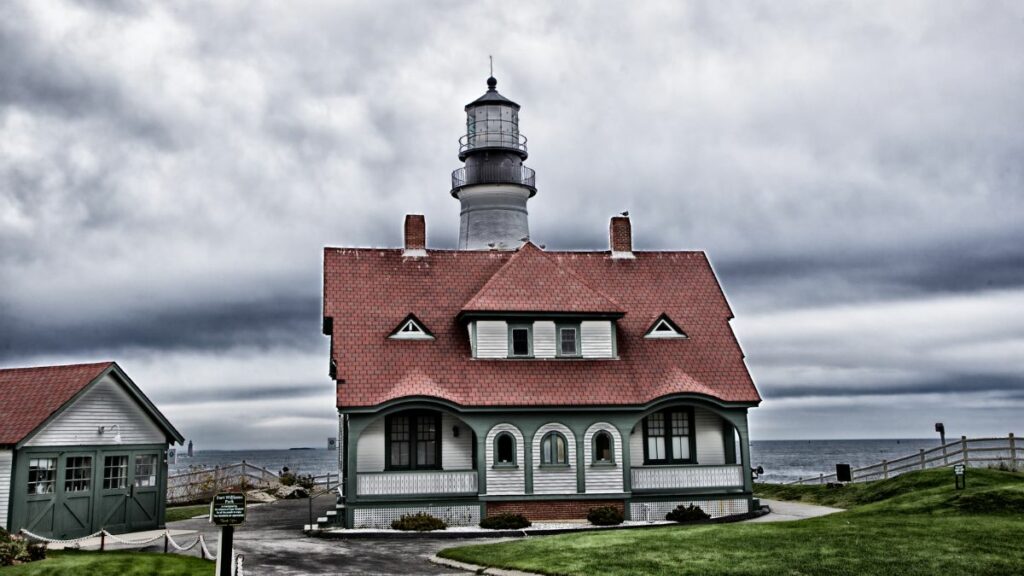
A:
631 464 744 490
787 434 1020 485
356 470 478 496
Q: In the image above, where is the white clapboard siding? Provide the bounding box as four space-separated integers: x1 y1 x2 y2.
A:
629 424 644 467
442 413 474 470
583 423 624 494
533 321 556 358
484 424 525 495
0 450 11 529
475 321 508 359
695 408 726 465
581 321 614 358
24 375 165 447
532 423 577 495
357 418 386 472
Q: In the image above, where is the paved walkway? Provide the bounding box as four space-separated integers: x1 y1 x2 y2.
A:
743 499 844 523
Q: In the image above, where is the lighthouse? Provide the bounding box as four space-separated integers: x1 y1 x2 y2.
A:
451 76 537 250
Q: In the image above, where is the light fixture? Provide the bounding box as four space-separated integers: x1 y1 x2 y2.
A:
98 424 122 444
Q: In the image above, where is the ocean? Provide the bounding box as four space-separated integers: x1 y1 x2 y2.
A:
170 439 944 485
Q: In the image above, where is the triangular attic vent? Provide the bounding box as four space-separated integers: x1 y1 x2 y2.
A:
645 314 687 339
388 314 434 340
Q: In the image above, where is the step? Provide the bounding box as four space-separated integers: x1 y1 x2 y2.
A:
317 517 329 523
326 510 337 517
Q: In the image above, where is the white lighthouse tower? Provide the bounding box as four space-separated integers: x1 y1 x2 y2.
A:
451 76 536 250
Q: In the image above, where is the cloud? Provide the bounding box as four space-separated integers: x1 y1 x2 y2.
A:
1 0 1022 444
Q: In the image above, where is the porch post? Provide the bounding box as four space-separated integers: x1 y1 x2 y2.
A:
344 415 370 528
736 410 754 495
620 423 632 494
475 424 488 496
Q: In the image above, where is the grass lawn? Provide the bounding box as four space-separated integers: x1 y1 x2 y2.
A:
439 468 1024 576
0 550 212 575
165 504 209 523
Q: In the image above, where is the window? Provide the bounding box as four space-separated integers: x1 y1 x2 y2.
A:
508 324 532 357
593 431 614 464
64 456 93 492
103 455 128 490
645 314 688 339
389 314 434 340
494 432 516 466
134 454 158 487
642 408 695 464
540 431 569 466
386 412 441 470
557 323 581 357
28 458 56 495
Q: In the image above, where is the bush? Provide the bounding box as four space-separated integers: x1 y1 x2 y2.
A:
665 504 710 523
296 473 316 491
480 513 532 530
391 512 447 532
587 506 624 526
0 528 45 566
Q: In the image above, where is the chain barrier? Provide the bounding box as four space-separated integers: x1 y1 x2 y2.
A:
20 528 217 561
199 533 218 560
236 553 245 576
19 529 103 546
102 530 167 546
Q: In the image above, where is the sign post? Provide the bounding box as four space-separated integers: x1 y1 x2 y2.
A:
210 493 246 576
954 464 965 490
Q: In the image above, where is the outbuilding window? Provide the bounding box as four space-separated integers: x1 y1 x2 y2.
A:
642 408 695 464
540 431 569 466
134 454 158 487
593 430 614 464
27 458 56 495
494 432 517 466
386 412 442 470
103 455 128 490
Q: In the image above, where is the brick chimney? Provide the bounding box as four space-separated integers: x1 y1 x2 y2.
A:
609 215 634 259
403 214 426 257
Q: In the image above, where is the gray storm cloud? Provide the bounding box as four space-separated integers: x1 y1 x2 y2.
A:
1 1 1022 447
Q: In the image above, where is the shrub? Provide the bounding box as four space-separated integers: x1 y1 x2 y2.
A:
296 474 316 491
0 529 45 566
665 504 710 523
391 512 447 532
587 506 624 526
480 513 532 530
279 471 297 486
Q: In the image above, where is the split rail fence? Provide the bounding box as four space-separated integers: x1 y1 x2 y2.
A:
167 461 339 504
787 434 1019 485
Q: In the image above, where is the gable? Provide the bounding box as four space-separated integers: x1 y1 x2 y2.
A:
23 374 166 447
388 314 434 340
645 314 688 339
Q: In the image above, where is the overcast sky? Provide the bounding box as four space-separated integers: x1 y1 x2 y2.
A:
2 1 1022 448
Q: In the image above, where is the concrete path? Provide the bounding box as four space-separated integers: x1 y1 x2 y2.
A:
743 499 844 523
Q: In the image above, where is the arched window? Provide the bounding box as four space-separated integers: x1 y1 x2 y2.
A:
540 431 568 466
494 432 516 466
593 430 614 464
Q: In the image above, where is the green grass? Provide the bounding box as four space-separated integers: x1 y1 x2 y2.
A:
0 550 212 575
439 468 1024 576
165 505 209 523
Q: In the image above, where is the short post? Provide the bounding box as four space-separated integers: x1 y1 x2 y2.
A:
164 532 169 554
1009 433 1017 470
961 436 969 465
882 460 888 480
100 530 105 551
920 449 926 470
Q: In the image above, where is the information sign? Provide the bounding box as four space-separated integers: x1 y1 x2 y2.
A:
210 492 246 526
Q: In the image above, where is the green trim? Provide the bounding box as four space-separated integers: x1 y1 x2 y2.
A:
591 430 616 465
630 486 749 496
492 431 517 467
339 393 759 415
383 411 442 471
480 493 629 502
459 311 625 322
507 322 533 358
641 407 697 465
538 431 569 465
723 420 737 465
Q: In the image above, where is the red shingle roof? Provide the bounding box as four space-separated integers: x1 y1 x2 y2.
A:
323 246 760 409
462 243 623 314
0 362 112 445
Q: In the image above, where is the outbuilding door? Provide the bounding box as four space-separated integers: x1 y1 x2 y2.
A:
96 451 163 533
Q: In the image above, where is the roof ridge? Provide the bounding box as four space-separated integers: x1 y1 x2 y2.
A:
0 361 114 374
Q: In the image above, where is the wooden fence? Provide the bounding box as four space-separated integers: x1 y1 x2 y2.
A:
787 434 1019 485
167 461 340 504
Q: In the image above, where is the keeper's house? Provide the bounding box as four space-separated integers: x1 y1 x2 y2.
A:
0 362 183 539
322 77 761 529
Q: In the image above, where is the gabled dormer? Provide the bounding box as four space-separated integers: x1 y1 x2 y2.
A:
459 243 623 359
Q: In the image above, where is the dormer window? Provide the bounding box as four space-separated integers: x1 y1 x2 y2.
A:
389 314 434 340
508 323 532 357
644 314 687 339
556 322 581 357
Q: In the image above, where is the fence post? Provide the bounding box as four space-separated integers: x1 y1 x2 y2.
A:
942 438 949 465
882 460 888 479
961 436 969 465
100 531 106 552
919 449 926 470
1010 433 1017 470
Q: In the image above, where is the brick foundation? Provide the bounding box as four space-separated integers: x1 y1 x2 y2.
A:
486 500 625 521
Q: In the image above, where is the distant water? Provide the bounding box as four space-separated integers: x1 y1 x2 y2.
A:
170 440 942 485
750 439 943 484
